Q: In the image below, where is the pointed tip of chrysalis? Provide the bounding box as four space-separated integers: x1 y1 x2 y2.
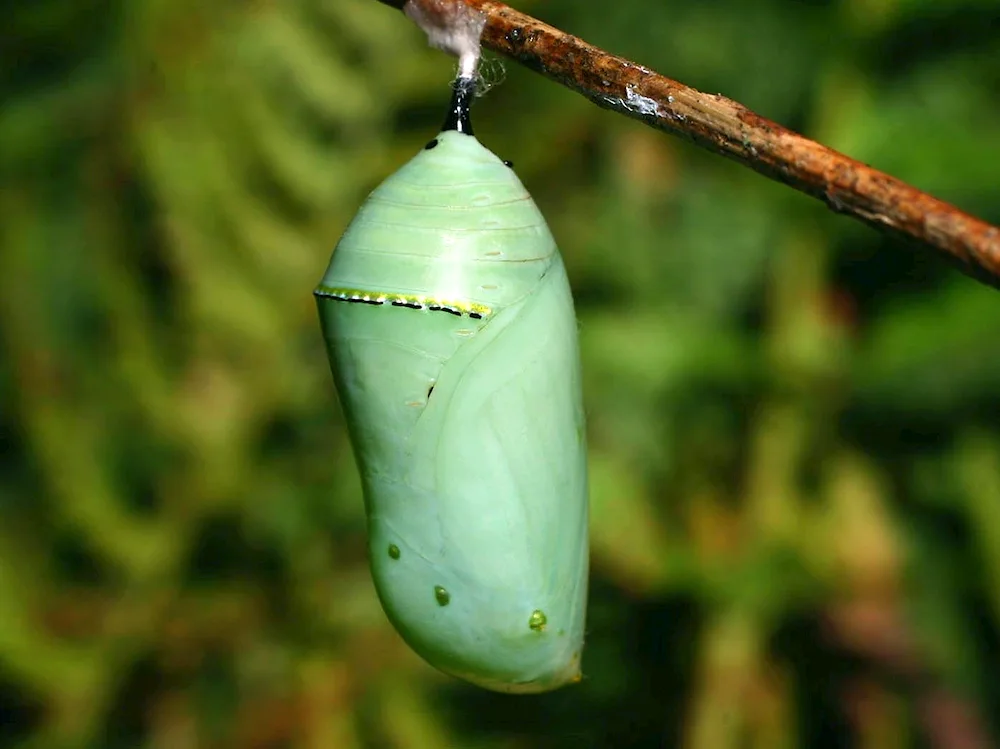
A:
441 76 476 135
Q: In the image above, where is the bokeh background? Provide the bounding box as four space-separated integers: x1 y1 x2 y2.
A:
3 0 1000 747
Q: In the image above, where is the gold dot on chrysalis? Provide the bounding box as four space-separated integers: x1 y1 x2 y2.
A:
434 585 450 606
528 609 547 631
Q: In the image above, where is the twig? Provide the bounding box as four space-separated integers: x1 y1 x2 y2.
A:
378 0 1000 289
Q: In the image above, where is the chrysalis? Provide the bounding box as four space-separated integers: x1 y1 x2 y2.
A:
314 77 589 693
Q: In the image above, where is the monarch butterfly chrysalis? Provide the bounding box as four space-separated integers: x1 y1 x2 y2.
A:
315 77 589 693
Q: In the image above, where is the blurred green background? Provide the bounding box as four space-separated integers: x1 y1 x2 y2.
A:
3 0 1000 747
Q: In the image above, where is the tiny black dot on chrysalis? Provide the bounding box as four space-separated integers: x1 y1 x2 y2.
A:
427 385 435 399
424 139 439 150
503 160 514 168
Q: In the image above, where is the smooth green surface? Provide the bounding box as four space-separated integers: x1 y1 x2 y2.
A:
316 131 589 693
5 1 1000 746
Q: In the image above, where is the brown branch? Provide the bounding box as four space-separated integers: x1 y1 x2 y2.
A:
379 0 1000 289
